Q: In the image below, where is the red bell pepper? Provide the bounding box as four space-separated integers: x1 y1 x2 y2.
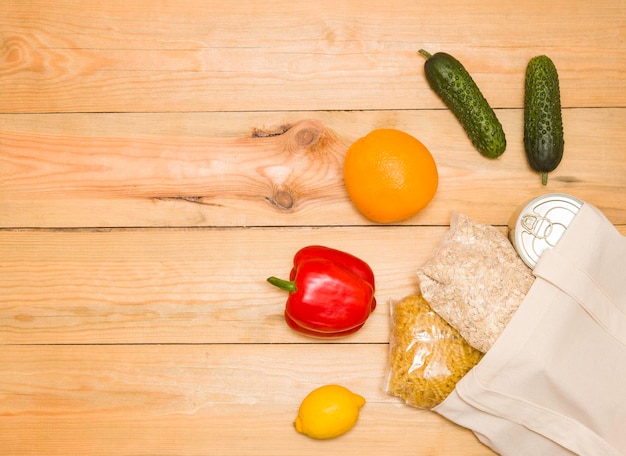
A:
288 245 377 311
267 245 376 338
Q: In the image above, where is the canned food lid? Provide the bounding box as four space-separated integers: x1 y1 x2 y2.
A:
509 193 583 269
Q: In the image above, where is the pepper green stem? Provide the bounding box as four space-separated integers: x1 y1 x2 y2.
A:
267 276 297 292
542 172 548 186
418 49 432 59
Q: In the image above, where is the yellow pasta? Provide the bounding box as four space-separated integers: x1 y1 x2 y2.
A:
385 294 484 409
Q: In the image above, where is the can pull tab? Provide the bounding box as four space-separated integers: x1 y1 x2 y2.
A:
521 214 554 240
521 215 537 232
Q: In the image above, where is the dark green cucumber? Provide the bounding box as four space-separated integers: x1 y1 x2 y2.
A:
419 49 506 159
524 55 564 185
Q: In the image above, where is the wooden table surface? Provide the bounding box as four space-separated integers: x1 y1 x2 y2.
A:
2 1 625 454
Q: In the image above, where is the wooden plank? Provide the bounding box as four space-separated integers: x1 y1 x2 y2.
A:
0 344 495 455
0 226 445 345
2 0 624 113
2 109 625 228
2 224 625 346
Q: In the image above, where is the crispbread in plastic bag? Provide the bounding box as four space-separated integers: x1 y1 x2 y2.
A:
417 212 534 352
385 294 483 409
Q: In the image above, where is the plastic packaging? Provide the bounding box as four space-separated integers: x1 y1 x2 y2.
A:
417 212 535 352
385 294 483 409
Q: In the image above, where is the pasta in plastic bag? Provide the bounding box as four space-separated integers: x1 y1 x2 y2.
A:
385 294 483 409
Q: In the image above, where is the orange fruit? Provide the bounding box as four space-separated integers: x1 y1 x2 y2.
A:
343 129 438 223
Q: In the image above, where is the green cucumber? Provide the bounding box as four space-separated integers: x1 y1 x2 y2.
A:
524 55 564 185
419 49 506 159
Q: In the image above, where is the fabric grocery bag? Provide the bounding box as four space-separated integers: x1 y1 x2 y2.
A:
433 202 626 456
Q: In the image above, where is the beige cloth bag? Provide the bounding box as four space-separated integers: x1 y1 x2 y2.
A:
433 202 626 456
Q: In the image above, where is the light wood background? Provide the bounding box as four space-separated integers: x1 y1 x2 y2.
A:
1 1 625 454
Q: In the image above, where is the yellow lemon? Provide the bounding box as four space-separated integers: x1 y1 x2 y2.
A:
294 384 365 439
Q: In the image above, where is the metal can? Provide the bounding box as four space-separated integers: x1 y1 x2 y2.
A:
508 193 583 269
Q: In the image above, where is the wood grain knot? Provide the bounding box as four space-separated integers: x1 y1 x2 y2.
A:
250 124 292 138
269 187 294 211
294 127 320 147
285 120 329 155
